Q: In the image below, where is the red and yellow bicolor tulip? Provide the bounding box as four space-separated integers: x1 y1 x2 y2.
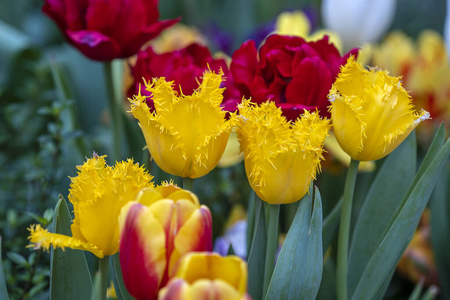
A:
119 184 213 300
28 154 153 258
128 70 233 178
158 252 250 300
328 56 430 161
234 100 330 204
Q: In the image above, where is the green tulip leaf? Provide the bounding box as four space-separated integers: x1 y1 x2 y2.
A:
351 126 450 300
0 237 9 300
266 186 323 300
348 132 416 294
316 258 336 300
50 195 92 300
247 197 267 300
430 165 450 299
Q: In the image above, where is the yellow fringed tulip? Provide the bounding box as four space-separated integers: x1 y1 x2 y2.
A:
129 70 232 178
328 57 430 161
234 101 330 204
28 154 154 258
158 252 250 300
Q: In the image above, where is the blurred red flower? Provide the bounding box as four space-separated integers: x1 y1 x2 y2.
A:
128 43 240 112
230 34 358 121
43 0 178 61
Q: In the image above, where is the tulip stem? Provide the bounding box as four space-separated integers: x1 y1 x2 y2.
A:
183 177 194 192
336 159 360 300
263 203 280 298
96 256 110 300
103 61 123 161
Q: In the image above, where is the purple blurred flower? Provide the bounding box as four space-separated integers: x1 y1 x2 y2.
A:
214 220 247 259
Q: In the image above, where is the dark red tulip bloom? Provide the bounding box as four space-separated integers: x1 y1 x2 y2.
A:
230 34 358 121
128 43 239 112
43 0 178 61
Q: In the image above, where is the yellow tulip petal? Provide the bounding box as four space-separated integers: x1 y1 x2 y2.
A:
329 56 430 161
324 133 375 172
235 100 330 204
170 207 213 276
217 132 245 168
190 279 242 300
28 155 154 258
120 203 167 300
27 224 103 258
175 252 247 294
73 159 153 256
129 71 232 178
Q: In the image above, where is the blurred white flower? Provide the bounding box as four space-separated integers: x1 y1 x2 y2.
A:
322 0 397 51
444 0 450 59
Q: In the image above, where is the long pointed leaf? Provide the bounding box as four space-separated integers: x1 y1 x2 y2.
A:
316 257 336 300
247 197 267 300
351 134 450 299
0 237 9 300
266 187 323 300
348 132 416 294
50 196 92 300
430 165 450 299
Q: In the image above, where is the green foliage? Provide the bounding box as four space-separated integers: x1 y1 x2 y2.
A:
267 187 323 300
247 197 267 300
351 126 450 299
348 132 417 295
50 196 92 300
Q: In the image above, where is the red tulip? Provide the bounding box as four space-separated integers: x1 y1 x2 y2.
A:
43 0 178 61
230 34 358 121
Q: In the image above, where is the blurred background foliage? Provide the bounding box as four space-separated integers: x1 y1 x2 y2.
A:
0 0 448 299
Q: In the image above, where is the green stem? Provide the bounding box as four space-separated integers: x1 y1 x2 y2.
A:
103 61 122 161
97 256 110 300
263 203 280 298
246 191 256 256
183 177 194 192
336 159 360 300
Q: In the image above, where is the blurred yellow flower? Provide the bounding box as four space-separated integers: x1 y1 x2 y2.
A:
150 23 208 54
274 10 343 51
372 30 450 143
129 70 233 178
324 132 375 172
234 101 330 204
158 252 249 300
217 132 244 168
328 57 430 161
372 31 415 77
28 155 153 258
